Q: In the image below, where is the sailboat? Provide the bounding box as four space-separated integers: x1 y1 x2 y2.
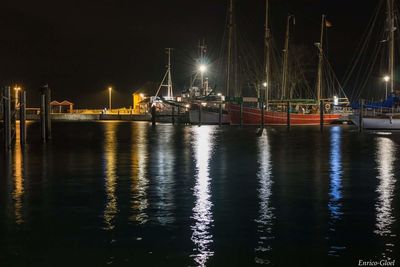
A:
227 1 349 126
349 0 400 130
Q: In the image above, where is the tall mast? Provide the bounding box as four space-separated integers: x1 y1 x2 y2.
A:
316 15 325 102
264 0 271 107
166 48 173 98
388 0 395 94
226 0 233 97
281 15 294 100
199 40 207 95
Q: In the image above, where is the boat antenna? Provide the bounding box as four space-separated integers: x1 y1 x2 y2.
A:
155 48 174 99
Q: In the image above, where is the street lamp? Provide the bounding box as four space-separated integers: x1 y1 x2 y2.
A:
384 76 390 99
108 87 112 112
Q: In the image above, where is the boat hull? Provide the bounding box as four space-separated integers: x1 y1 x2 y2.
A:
349 114 400 130
189 110 230 125
228 104 341 125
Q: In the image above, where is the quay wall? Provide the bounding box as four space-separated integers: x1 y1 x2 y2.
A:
25 113 151 121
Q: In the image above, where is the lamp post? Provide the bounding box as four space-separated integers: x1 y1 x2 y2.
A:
384 76 390 99
108 87 112 113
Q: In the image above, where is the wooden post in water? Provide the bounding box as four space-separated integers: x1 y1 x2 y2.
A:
151 105 156 126
45 86 52 140
287 101 291 129
3 87 12 149
40 93 46 142
198 104 202 126
19 90 26 145
240 102 243 127
172 106 175 125
177 106 180 125
359 99 364 132
261 96 265 129
219 103 222 126
320 100 324 132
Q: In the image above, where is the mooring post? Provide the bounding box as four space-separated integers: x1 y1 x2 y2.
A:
172 106 175 125
287 101 291 129
219 102 222 126
198 104 202 126
44 86 52 140
240 101 243 127
177 106 181 125
320 100 324 132
359 99 364 132
261 96 265 129
19 90 26 145
151 105 156 126
4 86 12 149
40 93 46 142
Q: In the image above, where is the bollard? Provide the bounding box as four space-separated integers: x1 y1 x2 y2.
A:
320 100 324 132
19 90 26 145
151 105 156 126
287 101 291 129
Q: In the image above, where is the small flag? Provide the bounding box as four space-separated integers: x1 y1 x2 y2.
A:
325 19 333 27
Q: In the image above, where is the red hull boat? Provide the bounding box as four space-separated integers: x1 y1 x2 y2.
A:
227 104 341 125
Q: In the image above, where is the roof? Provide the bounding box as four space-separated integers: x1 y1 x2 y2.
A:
50 100 74 106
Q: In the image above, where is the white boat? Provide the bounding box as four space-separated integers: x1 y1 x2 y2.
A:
350 107 400 130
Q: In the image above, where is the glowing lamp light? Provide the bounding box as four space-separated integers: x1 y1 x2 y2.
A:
263 82 267 88
333 95 339 106
201 102 207 107
217 93 222 97
199 65 207 73
384 76 390 82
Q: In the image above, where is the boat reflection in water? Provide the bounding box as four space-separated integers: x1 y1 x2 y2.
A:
254 130 274 265
190 126 215 266
375 137 397 259
130 123 149 224
103 122 119 231
327 126 345 256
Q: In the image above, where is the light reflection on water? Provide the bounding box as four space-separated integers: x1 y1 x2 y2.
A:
103 122 119 231
130 123 149 224
375 137 397 259
327 126 345 257
254 130 274 265
190 126 215 267
13 125 24 225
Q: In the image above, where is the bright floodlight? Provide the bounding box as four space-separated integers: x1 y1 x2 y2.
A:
199 65 207 73
108 86 112 91
384 76 390 82
263 82 267 88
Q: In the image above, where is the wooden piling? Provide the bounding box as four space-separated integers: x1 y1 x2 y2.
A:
359 99 364 132
261 97 265 129
45 86 52 139
198 104 202 126
287 101 291 129
19 90 26 145
240 102 244 127
40 93 46 142
151 105 156 126
320 100 324 132
219 103 222 126
3 87 12 149
172 106 175 125
177 106 181 125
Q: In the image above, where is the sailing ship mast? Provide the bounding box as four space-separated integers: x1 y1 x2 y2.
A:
156 48 174 99
226 0 233 97
264 0 271 108
281 15 295 100
388 0 395 94
315 15 325 102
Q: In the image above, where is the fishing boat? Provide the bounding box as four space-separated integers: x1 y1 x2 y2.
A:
349 0 400 130
227 1 349 126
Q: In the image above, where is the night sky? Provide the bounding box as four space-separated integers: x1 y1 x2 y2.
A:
1 0 378 108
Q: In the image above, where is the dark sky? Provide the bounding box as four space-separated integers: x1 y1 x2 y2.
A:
1 0 378 108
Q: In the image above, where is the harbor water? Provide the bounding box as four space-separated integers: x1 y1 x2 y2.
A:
0 122 399 266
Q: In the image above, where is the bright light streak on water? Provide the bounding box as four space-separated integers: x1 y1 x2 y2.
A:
190 126 215 267
103 122 118 231
130 123 149 224
254 130 274 265
375 137 397 259
13 126 24 225
328 126 345 257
